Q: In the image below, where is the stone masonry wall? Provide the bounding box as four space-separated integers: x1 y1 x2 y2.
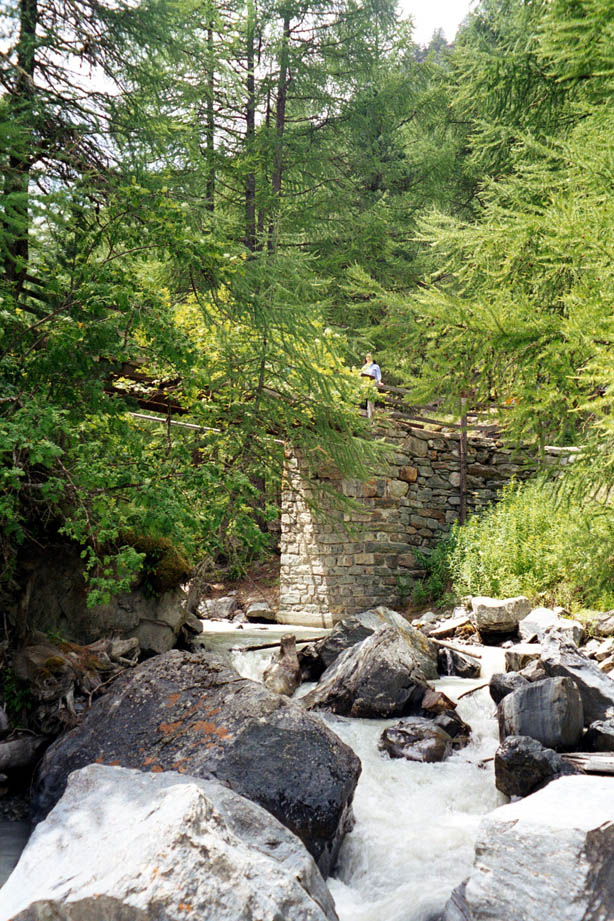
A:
278 417 573 627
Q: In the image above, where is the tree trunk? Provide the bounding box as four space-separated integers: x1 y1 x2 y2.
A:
205 16 215 212
244 0 256 252
267 12 291 253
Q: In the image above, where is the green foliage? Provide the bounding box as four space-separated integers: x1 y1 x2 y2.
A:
448 477 614 610
411 531 458 607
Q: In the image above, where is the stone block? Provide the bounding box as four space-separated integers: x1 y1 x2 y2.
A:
399 466 418 482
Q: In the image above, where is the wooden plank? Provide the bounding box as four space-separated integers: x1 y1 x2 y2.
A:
428 615 471 639
561 753 614 776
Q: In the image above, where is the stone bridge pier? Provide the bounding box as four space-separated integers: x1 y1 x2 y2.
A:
278 418 565 627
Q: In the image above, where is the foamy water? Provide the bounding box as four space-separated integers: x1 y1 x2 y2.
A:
231 633 505 921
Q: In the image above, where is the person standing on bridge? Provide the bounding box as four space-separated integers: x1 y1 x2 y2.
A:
361 353 383 387
360 352 383 418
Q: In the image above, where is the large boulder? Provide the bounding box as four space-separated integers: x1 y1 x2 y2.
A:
494 735 578 798
470 596 531 641
497 677 583 749
443 775 614 921
301 625 437 718
541 634 614 724
32 650 361 877
518 606 584 645
298 607 438 682
1 764 338 921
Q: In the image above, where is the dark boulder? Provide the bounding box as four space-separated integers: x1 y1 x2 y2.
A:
489 672 529 705
541 635 614 725
301 625 434 719
432 711 472 747
378 718 454 763
437 647 480 679
32 650 361 877
583 718 614 752
494 735 579 798
298 607 438 683
263 634 301 696
497 677 583 749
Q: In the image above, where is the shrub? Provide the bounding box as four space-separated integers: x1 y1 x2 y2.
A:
447 477 614 611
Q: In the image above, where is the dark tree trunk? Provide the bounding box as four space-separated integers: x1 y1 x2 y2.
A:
244 0 256 252
267 12 291 254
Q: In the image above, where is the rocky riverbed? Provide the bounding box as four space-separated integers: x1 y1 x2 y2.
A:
2 596 614 920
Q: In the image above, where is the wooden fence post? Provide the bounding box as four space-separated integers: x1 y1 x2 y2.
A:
459 395 467 525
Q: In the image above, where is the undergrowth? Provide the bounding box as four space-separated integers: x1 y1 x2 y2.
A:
413 477 614 612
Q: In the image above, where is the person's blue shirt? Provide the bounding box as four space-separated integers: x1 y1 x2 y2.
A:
361 360 382 383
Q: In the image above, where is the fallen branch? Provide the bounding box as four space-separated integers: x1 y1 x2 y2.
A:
457 682 489 700
231 638 324 653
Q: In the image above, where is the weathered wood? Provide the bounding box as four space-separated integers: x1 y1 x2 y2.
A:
459 396 468 525
0 736 46 773
432 638 482 659
429 615 471 639
232 638 325 653
457 683 489 701
560 752 614 776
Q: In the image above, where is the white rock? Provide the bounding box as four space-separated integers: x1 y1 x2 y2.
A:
519 606 584 645
451 775 614 921
0 764 338 921
470 596 531 636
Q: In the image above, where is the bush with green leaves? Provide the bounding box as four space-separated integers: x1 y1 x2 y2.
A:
447 477 614 611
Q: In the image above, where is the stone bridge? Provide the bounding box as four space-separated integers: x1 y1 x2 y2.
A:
278 415 571 627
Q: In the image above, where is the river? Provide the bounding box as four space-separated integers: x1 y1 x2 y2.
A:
204 621 506 921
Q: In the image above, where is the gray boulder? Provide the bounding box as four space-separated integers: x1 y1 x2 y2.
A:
497 677 583 749
263 634 301 696
1 764 338 921
198 594 238 619
443 775 614 921
32 650 360 877
583 718 614 752
519 606 584 645
518 658 547 682
301 625 435 719
541 634 614 724
504 643 542 672
438 647 480 679
245 601 276 622
470 596 531 641
298 606 438 682
494 735 579 798
489 672 529 705
378 718 454 763
593 611 614 638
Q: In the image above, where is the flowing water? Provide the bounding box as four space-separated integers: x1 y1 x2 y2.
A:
227 628 506 921
1 620 505 921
